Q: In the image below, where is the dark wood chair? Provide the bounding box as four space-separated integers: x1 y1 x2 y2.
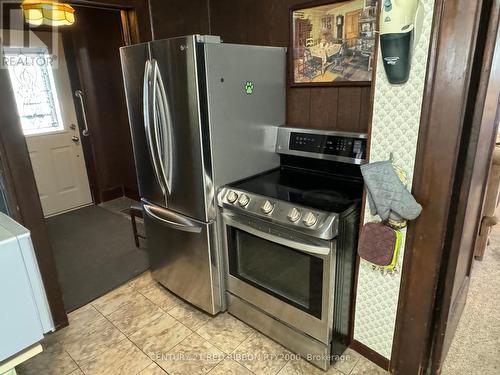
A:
121 204 146 248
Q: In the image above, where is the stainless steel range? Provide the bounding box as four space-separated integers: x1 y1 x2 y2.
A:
217 127 367 370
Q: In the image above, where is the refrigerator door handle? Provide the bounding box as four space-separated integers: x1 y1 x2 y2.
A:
143 202 203 233
143 59 167 196
152 60 173 194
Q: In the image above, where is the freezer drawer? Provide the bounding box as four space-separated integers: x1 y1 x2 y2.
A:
142 200 222 314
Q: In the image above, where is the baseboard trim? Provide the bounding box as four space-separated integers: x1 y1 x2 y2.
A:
350 340 390 371
124 186 140 201
100 186 124 202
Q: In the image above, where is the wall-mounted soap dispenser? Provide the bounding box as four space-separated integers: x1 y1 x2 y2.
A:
380 0 424 84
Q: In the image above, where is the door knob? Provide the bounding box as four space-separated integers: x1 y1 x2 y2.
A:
72 135 80 143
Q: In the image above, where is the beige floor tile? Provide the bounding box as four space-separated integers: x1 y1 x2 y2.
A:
168 301 211 331
129 314 192 358
140 283 183 312
443 228 500 375
196 313 254 354
278 358 342 375
80 338 152 375
158 333 224 375
333 348 362 374
350 357 388 375
45 305 107 347
68 370 84 375
129 271 156 291
16 343 78 375
232 332 291 375
137 363 168 375
209 359 253 375
69 304 105 327
107 293 164 335
92 284 138 316
59 314 127 365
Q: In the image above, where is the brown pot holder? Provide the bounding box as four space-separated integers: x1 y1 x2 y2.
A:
358 222 402 270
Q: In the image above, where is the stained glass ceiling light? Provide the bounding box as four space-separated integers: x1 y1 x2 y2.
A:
21 1 75 26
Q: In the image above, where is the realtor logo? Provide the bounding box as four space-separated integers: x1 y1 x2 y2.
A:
0 1 60 69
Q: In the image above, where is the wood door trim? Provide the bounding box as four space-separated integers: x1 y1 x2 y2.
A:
69 0 152 43
0 69 68 329
389 0 493 373
350 340 390 371
428 0 500 371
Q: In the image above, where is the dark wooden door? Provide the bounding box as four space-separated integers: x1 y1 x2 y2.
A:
62 6 139 203
430 1 500 372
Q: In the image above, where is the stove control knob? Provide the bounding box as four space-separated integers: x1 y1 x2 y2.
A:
227 191 238 204
288 208 302 222
303 212 318 227
261 200 275 214
238 194 250 207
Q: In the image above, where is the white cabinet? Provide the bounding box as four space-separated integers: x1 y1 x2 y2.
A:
0 213 54 362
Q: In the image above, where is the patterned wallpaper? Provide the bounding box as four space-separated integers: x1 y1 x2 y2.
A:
353 0 436 359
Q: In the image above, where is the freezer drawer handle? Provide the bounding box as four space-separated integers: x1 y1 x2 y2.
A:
143 204 202 233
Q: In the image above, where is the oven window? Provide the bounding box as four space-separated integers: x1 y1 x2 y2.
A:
227 227 323 319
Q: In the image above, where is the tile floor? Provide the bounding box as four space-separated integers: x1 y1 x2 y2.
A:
16 272 388 375
441 224 500 375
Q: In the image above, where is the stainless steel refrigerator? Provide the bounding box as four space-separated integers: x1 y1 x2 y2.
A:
120 35 285 314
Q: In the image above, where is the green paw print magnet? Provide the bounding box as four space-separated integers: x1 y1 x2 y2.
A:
245 81 254 95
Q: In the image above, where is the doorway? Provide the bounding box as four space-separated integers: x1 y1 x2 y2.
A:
5 35 93 217
3 4 148 312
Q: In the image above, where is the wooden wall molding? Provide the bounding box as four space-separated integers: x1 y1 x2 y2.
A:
350 340 390 371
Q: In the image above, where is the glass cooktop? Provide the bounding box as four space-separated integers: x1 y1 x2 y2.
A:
230 167 364 213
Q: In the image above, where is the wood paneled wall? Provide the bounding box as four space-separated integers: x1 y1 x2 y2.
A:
149 0 371 133
149 0 211 39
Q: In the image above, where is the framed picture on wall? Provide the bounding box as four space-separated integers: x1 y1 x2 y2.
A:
290 0 377 86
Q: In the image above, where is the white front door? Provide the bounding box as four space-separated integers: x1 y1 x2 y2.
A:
6 35 93 217
25 130 92 217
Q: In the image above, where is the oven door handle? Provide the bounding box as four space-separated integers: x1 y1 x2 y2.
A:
222 212 331 257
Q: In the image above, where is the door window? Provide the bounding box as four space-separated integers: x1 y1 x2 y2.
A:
5 49 64 136
227 226 324 318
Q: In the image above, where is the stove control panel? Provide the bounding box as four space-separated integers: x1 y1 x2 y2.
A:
276 127 367 165
217 188 339 240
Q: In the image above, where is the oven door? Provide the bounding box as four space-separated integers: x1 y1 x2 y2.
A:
222 211 335 344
